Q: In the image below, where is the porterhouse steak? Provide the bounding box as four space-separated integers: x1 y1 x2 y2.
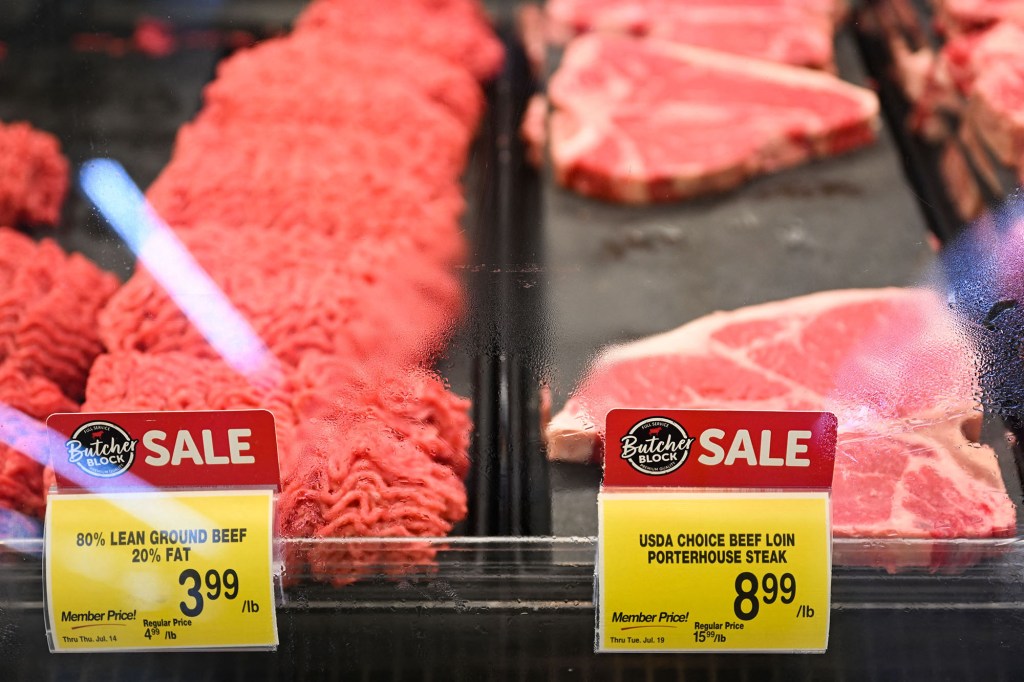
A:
545 34 880 203
546 0 841 69
546 288 1016 541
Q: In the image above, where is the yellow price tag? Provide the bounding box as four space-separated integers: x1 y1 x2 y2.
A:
45 489 278 652
597 491 831 653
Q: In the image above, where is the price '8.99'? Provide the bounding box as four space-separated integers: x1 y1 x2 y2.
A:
179 568 239 617
733 572 796 620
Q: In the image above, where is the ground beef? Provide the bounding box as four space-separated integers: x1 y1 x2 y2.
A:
0 121 69 228
0 364 78 518
84 352 471 584
145 121 466 263
194 83 471 175
0 230 113 521
0 445 46 519
0 228 119 403
81 2 499 577
99 227 462 367
207 34 485 131
295 0 504 81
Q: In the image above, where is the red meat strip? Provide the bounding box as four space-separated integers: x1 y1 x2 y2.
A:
545 34 879 203
133 17 178 57
294 0 504 82
0 121 69 228
147 120 466 253
85 351 471 585
0 228 119 403
207 34 485 132
99 227 463 368
545 0 840 69
546 288 1015 545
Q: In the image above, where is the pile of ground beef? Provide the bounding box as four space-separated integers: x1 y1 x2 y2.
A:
0 229 120 403
90 0 503 583
86 352 471 583
100 227 464 367
0 121 69 228
0 228 116 516
0 229 117 518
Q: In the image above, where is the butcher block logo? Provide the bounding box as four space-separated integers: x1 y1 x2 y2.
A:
620 416 694 476
66 420 138 479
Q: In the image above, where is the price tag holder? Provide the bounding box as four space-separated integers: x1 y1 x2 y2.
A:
596 409 837 654
43 410 281 653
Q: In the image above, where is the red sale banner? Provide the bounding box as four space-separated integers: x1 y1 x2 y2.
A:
47 410 280 492
604 409 836 489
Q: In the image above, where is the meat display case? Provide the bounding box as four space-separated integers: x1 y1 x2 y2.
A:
2 0 1024 678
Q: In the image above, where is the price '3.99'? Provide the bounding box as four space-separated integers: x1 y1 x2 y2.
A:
733 572 795 621
179 568 239 617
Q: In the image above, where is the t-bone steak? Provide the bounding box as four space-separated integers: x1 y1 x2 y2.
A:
546 0 841 69
545 288 1016 541
545 34 879 203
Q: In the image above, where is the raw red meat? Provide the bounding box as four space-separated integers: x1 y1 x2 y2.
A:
0 122 69 228
207 34 485 131
0 228 119 403
147 120 467 246
0 364 78 519
966 59 1024 166
85 352 471 585
196 61 473 164
544 34 879 203
897 22 1024 152
79 2 494 574
546 288 1016 541
545 0 840 69
941 22 1024 95
133 17 178 57
283 356 470 583
936 0 1024 34
0 230 114 522
294 0 504 81
948 25 1024 169
192 84 472 181
99 226 462 368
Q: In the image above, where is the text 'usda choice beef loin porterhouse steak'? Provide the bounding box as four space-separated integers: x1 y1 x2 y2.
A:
546 289 1016 543
545 0 841 69
545 34 880 203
